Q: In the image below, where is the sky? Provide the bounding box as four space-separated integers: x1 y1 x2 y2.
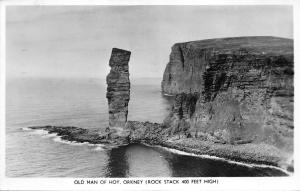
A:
6 5 293 79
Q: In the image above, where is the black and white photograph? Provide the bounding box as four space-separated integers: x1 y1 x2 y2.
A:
0 0 299 190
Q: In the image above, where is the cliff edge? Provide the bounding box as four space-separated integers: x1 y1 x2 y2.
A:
161 36 294 170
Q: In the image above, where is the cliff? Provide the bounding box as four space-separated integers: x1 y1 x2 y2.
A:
162 36 293 94
161 36 294 167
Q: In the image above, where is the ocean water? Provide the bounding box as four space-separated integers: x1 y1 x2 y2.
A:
6 78 288 177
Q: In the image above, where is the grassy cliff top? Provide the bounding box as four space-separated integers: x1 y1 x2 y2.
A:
174 36 293 55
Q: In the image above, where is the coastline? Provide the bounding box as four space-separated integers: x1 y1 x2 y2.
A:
24 125 292 175
139 138 292 175
142 143 291 176
158 140 292 174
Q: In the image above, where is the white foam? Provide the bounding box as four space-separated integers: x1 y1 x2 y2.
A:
93 146 105 151
23 127 107 150
87 143 105 147
52 136 89 146
43 133 58 138
148 144 292 176
87 143 97 146
25 128 59 139
163 93 174 97
51 136 107 151
22 127 51 136
30 129 50 136
22 127 31 131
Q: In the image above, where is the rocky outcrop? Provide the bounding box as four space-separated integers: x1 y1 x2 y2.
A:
161 36 294 167
125 121 168 144
106 48 131 129
27 123 292 172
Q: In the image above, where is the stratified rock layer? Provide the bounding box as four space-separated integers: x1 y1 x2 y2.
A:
106 48 131 128
161 36 294 160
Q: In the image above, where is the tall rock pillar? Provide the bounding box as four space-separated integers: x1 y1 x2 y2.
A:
106 48 131 129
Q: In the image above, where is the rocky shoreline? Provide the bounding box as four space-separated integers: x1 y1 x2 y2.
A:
27 122 293 174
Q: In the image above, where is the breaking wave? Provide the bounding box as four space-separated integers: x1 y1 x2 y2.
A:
22 127 105 151
148 144 292 176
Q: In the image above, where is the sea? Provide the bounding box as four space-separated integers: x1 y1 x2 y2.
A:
6 77 288 177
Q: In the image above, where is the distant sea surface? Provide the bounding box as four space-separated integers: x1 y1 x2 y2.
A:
6 78 287 177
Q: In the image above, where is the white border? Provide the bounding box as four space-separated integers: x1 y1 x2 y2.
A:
0 0 299 190
0 0 296 5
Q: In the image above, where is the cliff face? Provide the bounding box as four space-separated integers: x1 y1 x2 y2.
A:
162 37 293 153
106 48 131 129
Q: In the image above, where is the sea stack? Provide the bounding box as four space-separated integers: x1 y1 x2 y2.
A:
106 48 131 129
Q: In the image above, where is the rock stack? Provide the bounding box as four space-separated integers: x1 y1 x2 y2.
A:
106 48 131 129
